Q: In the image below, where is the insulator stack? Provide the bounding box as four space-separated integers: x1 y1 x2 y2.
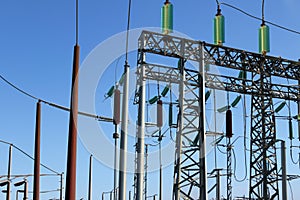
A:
161 85 170 97
161 1 173 34
226 109 233 138
157 100 163 127
214 13 225 45
169 103 173 127
275 101 286 113
289 119 293 140
259 24 270 54
113 88 121 125
231 95 241 107
149 96 158 104
106 86 115 98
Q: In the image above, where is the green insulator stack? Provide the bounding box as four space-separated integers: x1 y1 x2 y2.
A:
259 24 270 54
161 1 173 34
214 13 225 45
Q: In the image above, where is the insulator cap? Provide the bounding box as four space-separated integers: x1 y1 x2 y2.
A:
226 109 232 138
157 100 163 127
113 88 121 125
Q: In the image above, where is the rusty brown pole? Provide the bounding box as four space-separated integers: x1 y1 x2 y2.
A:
65 44 80 200
65 0 80 198
6 144 12 200
33 100 41 200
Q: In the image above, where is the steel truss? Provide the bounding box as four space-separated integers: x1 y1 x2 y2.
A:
135 30 300 200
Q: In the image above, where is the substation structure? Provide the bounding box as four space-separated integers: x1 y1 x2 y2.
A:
133 30 300 200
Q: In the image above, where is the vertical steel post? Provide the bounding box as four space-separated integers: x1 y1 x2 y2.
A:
88 155 93 200
7 144 12 200
173 58 185 200
144 144 148 200
113 127 119 200
33 100 41 200
119 63 130 200
136 63 145 200
65 43 80 200
60 173 64 200
65 0 80 198
280 140 287 200
24 180 28 200
199 43 208 200
227 138 232 200
216 169 221 200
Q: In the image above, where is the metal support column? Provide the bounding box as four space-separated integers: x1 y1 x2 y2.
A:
199 43 207 200
249 57 278 200
227 139 232 200
280 140 287 200
136 62 146 200
88 155 93 200
173 57 185 200
7 144 12 200
33 100 41 200
119 63 130 200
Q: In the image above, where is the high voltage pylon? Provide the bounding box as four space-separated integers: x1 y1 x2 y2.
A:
134 30 300 200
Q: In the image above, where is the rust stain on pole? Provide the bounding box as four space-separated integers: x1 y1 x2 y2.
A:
33 100 41 200
65 44 80 200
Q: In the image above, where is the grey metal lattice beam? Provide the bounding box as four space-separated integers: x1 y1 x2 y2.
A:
135 30 300 199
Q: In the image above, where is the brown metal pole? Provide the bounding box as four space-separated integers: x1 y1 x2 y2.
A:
33 100 41 200
88 155 92 200
65 43 80 200
7 144 12 200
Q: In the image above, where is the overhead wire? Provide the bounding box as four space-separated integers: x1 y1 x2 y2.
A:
232 148 247 182
0 73 112 122
220 2 300 35
0 139 60 175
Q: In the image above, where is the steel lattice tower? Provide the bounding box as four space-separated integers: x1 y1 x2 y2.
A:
134 30 300 200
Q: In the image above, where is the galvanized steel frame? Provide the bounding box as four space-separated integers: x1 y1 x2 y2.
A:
135 30 300 199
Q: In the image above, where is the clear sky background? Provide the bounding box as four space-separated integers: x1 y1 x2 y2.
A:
0 0 300 199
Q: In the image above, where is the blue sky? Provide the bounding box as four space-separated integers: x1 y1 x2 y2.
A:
0 0 300 199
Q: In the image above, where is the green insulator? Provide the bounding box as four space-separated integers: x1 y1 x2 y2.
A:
119 73 125 85
259 24 270 54
217 105 230 113
238 70 247 80
169 103 173 127
231 95 242 107
289 119 294 140
106 86 115 98
275 101 286 113
161 85 170 97
149 96 158 104
205 90 211 102
214 14 225 45
161 2 173 34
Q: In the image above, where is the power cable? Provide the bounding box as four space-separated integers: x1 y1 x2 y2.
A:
0 139 60 175
232 148 247 182
220 2 300 35
0 73 112 122
288 179 294 200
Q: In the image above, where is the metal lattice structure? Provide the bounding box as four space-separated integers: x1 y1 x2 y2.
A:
134 30 300 200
